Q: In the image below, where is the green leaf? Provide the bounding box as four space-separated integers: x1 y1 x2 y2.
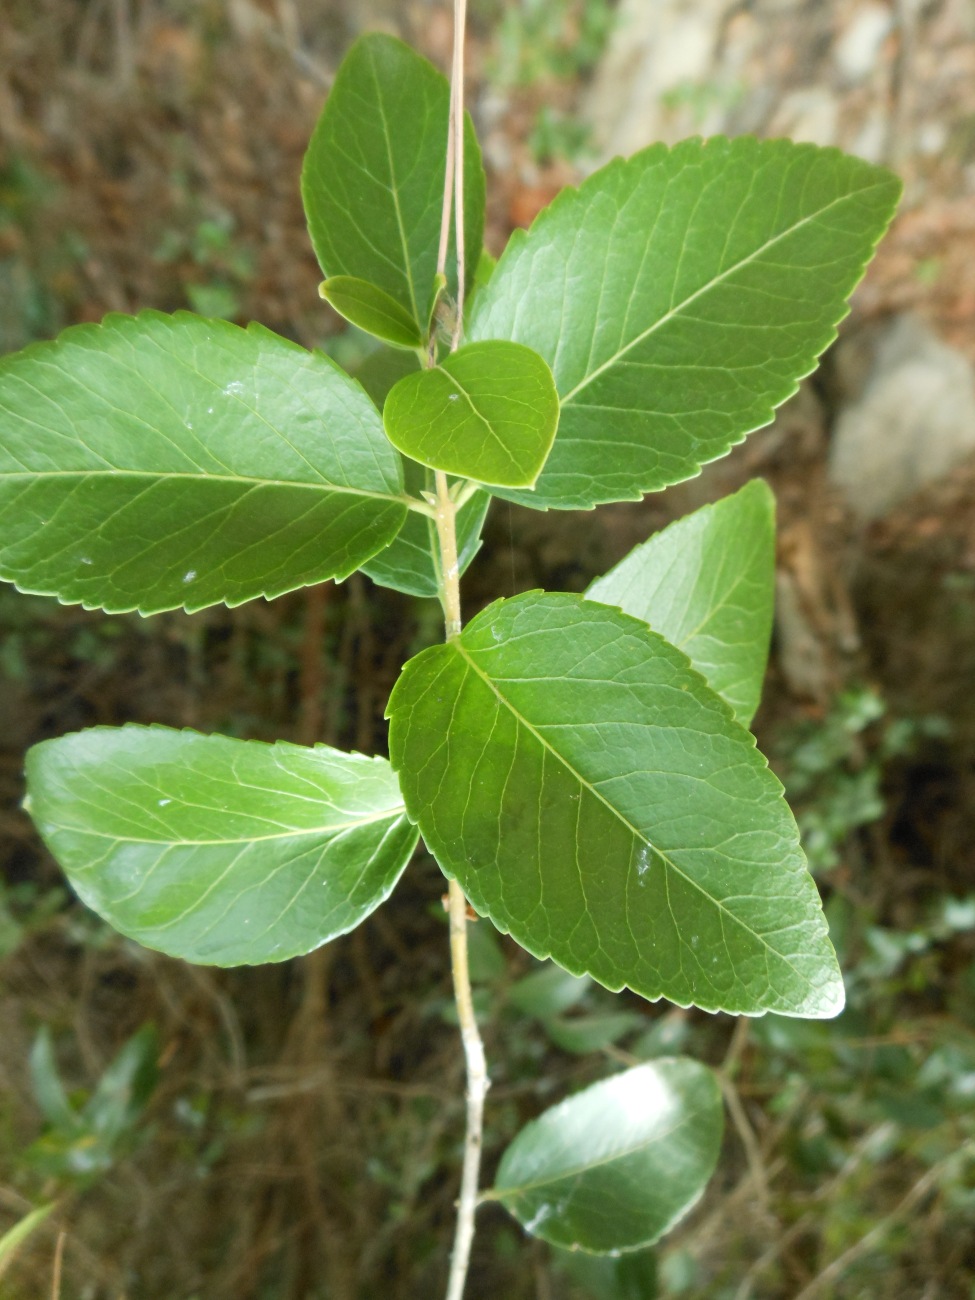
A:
491 1059 723 1252
469 137 901 509
387 593 843 1017
587 481 775 727
301 33 485 336
383 341 559 488
24 726 418 966
319 276 424 350
30 1029 81 1133
360 459 490 599
0 1204 55 1281
466 249 498 319
544 1011 644 1055
552 1243 659 1300
0 312 408 615
508 963 591 1019
465 917 508 983
83 1025 158 1145
355 345 422 408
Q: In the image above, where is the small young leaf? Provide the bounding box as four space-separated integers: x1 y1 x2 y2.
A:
0 312 408 614
469 137 901 509
492 1059 723 1252
387 593 844 1018
302 33 485 336
25 726 418 966
587 480 775 726
383 341 559 488
319 277 424 350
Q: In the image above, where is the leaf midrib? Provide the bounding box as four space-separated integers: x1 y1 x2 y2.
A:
0 467 410 508
558 186 866 407
490 1095 711 1199
49 805 407 847
368 43 421 326
452 639 807 982
441 371 523 476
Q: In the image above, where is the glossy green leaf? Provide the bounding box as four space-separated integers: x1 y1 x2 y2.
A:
491 1059 723 1252
360 459 490 599
552 1244 659 1300
383 341 559 487
0 1204 55 1280
319 276 423 350
24 726 418 966
587 480 775 726
469 137 901 509
387 593 843 1017
301 33 485 336
355 345 422 408
0 312 408 615
466 249 498 319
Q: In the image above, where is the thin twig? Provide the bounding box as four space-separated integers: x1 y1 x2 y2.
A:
717 1070 770 1212
436 80 457 283
434 10 485 1298
793 1145 974 1300
445 878 489 1300
51 1229 66 1300
450 0 467 350
717 1019 770 1211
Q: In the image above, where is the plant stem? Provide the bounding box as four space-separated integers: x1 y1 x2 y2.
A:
433 470 462 640
449 0 467 351
435 470 488 1300
433 5 487 1298
444 878 489 1300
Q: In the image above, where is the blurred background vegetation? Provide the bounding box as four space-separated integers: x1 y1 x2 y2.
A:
2 1 975 1296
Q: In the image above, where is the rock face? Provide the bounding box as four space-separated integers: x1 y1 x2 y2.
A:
829 314 975 520
582 0 732 154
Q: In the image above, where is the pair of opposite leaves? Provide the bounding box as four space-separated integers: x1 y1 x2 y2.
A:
5 34 902 1021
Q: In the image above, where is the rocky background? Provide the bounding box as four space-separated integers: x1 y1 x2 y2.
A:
1 2 975 1297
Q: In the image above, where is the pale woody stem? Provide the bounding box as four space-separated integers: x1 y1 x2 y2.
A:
444 877 489 1300
435 6 486 1299
434 470 462 641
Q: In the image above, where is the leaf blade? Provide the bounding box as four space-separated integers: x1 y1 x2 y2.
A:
301 33 485 334
383 341 559 488
587 480 776 726
319 276 424 349
492 1059 723 1253
0 1204 55 1281
25 726 418 966
0 312 407 614
387 593 843 1018
469 138 901 509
